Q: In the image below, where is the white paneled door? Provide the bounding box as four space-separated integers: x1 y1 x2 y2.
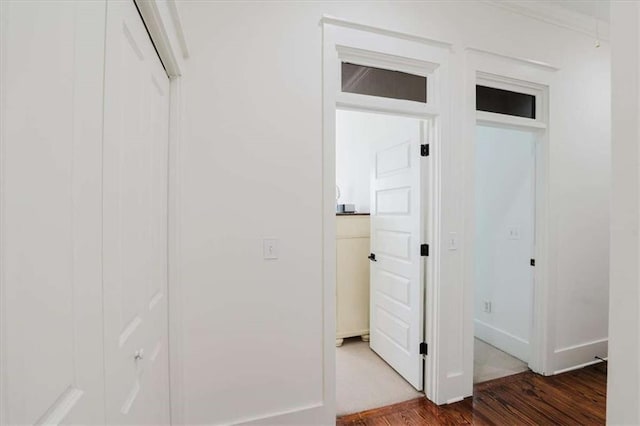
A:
1 2 108 424
369 118 425 391
102 1 171 423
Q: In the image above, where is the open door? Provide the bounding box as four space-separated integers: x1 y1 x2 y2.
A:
369 117 425 391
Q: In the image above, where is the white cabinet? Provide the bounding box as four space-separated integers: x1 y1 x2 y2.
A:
336 215 371 346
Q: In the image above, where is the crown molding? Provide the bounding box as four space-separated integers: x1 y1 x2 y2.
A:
167 0 189 59
466 47 559 72
482 0 609 42
321 15 454 51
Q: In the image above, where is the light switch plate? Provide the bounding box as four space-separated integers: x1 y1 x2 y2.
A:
263 238 279 260
448 232 458 251
508 226 521 240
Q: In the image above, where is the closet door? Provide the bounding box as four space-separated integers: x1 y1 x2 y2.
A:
0 2 107 425
102 1 171 424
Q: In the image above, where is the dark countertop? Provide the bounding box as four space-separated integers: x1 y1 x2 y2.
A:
336 213 370 216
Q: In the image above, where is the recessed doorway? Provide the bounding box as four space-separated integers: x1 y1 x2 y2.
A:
473 123 537 383
335 109 429 414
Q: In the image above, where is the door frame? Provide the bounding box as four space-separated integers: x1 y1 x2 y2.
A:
463 49 557 380
322 16 451 411
132 1 189 423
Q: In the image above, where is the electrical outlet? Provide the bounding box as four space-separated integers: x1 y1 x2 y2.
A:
483 301 492 313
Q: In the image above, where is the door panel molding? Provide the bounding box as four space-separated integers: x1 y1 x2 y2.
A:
0 2 107 424
102 1 171 423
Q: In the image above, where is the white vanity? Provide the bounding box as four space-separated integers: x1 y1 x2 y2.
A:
336 214 370 346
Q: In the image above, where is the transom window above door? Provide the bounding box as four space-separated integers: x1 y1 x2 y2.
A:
341 62 427 103
476 85 536 119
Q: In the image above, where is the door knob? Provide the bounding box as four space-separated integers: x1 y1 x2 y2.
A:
134 349 144 361
368 253 377 262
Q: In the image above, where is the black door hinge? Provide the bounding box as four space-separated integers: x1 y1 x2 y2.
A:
368 253 377 262
420 342 428 355
530 258 535 267
421 244 429 256
421 144 429 157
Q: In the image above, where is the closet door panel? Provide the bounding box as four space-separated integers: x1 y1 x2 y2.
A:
0 1 107 425
102 1 171 424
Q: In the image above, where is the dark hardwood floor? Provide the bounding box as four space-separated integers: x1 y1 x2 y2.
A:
336 363 607 425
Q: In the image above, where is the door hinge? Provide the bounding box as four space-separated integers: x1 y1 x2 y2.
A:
530 258 535 267
421 144 429 157
420 342 428 355
421 244 429 256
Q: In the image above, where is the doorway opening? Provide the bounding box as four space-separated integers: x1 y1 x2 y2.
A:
473 123 538 383
335 109 429 415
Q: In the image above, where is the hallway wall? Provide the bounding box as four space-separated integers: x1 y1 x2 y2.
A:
174 2 610 424
608 2 640 424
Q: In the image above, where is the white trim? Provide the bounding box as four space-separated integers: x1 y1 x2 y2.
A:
481 0 610 41
423 114 443 402
476 112 547 130
0 1 7 423
324 18 450 409
552 338 609 374
321 21 339 424
446 396 464 404
474 320 529 363
135 0 181 77
236 402 326 425
337 93 439 120
464 49 558 391
136 2 188 423
36 387 84 426
466 47 559 72
166 0 189 59
338 45 440 77
553 359 606 375
167 77 184 426
321 15 454 51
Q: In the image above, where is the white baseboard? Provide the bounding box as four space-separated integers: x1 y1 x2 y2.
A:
474 319 529 363
236 402 332 426
552 338 608 375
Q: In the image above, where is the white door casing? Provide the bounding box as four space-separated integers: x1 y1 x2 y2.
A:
324 18 450 408
102 0 171 423
464 55 554 389
369 118 425 391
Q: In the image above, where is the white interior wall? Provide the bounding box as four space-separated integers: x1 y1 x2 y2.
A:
336 111 372 213
608 2 640 424
336 110 419 213
175 2 610 423
474 125 536 363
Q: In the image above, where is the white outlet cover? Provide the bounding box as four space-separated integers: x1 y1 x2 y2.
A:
507 226 521 240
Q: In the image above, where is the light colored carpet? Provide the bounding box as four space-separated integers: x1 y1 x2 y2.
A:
474 338 529 383
336 338 423 416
